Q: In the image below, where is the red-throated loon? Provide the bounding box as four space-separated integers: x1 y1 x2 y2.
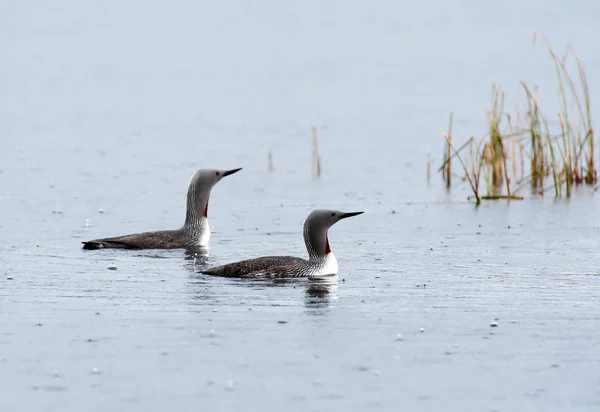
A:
82 168 242 250
201 209 363 278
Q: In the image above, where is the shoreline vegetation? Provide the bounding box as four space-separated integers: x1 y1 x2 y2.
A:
438 33 596 205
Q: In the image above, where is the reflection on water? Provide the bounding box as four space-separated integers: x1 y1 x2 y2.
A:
305 276 339 309
182 247 210 270
127 247 210 267
184 271 339 310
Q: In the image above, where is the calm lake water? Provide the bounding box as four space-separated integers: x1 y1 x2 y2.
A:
2 1 600 411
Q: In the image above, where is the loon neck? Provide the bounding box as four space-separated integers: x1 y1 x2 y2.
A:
304 224 331 261
184 183 210 230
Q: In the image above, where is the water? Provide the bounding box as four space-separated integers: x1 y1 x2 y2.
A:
2 1 600 411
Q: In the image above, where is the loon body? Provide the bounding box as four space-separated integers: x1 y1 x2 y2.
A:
82 168 242 250
201 209 363 278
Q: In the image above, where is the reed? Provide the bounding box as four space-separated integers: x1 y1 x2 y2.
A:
440 129 481 205
268 150 275 172
426 151 431 183
311 126 321 179
438 36 595 203
521 83 545 191
441 112 453 189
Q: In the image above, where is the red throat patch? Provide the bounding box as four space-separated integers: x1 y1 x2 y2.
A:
203 201 209 218
325 233 331 254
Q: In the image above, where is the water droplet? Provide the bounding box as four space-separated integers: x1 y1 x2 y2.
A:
91 367 100 375
106 265 117 271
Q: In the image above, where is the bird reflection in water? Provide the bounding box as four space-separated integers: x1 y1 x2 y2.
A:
305 276 339 309
185 270 339 309
183 247 210 270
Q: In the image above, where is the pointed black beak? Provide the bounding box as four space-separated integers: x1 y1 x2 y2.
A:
222 167 243 177
340 211 364 219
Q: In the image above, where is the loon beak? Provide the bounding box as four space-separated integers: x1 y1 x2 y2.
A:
222 167 243 177
340 211 364 219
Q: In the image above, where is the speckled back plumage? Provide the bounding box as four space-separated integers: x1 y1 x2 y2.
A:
202 256 311 278
82 229 195 250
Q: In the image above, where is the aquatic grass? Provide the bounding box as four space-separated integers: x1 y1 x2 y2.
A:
438 36 595 202
439 90 523 204
533 33 596 190
440 128 481 205
560 46 595 185
572 48 596 185
487 85 506 192
521 83 546 191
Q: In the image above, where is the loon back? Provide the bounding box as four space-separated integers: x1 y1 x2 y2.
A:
201 256 309 278
82 229 194 250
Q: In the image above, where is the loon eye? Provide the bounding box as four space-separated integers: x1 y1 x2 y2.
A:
331 212 336 217
216 171 221 176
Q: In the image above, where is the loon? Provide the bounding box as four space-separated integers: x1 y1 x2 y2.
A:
201 209 363 278
82 168 242 250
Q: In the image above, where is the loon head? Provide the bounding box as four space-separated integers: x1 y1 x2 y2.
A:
188 167 243 190
185 167 242 222
303 209 363 258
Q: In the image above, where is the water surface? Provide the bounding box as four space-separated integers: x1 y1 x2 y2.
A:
2 1 600 411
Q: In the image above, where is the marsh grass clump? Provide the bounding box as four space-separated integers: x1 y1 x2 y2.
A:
439 34 596 203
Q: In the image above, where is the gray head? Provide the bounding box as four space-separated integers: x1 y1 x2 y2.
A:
185 168 242 226
303 209 363 258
